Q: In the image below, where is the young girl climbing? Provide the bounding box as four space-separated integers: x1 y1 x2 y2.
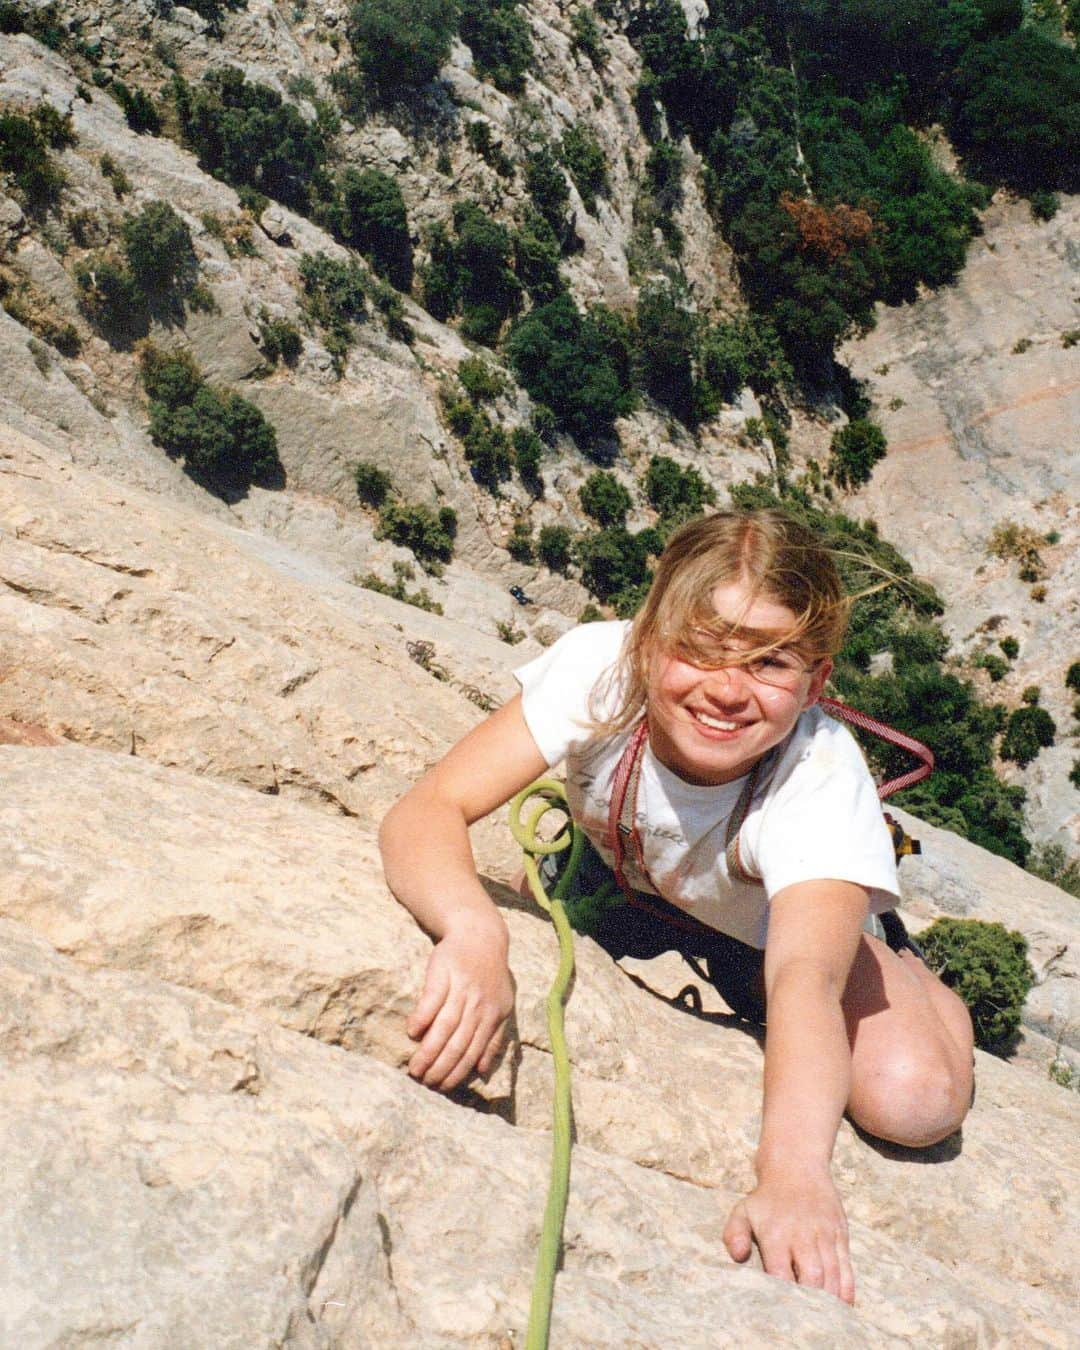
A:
379 508 974 1306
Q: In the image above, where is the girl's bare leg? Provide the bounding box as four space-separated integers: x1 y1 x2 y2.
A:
841 937 975 1147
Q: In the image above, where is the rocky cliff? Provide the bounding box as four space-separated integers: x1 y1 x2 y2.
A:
1 2 1079 1343
3 408 1080 1348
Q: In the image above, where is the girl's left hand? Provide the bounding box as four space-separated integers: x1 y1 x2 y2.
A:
722 1167 855 1305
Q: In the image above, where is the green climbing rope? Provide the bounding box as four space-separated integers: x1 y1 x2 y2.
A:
508 779 585 1350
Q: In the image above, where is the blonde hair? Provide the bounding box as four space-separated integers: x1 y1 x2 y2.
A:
590 509 850 735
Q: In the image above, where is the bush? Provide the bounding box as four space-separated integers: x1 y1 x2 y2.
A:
358 560 442 614
174 66 330 214
139 346 281 491
559 123 608 214
999 636 1019 660
258 314 302 366
999 705 1056 767
376 500 457 571
329 167 412 290
121 201 195 297
298 252 368 373
571 7 606 66
1030 189 1059 222
644 455 716 524
512 426 544 493
976 652 1007 682
828 418 887 489
354 460 392 507
111 81 161 135
0 106 72 210
506 520 535 563
506 293 632 444
462 416 514 492
348 0 458 101
458 356 506 403
537 523 573 573
986 520 1046 581
100 153 131 198
580 470 631 528
635 281 697 422
918 917 1035 1052
575 526 655 609
949 29 1080 193
460 0 532 94
466 119 515 176
1065 661 1080 693
420 201 521 343
524 145 572 241
74 257 142 338
1027 842 1080 899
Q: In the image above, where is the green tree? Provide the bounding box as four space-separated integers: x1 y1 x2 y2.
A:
506 294 633 444
140 347 281 492
0 106 72 210
375 500 458 570
580 470 631 527
644 455 715 523
121 201 195 297
355 460 392 507
112 81 162 135
949 29 1080 192
559 123 609 214
999 705 1056 768
828 419 887 489
919 918 1034 1052
460 0 532 94
635 282 697 422
331 168 412 290
575 526 654 611
174 67 331 214
524 145 572 243
348 0 458 100
537 523 574 572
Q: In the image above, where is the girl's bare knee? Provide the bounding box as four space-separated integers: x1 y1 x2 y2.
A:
850 1051 973 1148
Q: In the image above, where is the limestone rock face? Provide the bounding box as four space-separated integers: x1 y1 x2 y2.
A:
1 746 1078 1347
841 195 1080 850
1 5 1079 1341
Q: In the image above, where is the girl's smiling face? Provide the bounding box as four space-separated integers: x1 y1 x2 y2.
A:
645 579 832 786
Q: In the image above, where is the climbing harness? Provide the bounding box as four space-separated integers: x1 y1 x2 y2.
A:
607 698 933 912
508 778 585 1350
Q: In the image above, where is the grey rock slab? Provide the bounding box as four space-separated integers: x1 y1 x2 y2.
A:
0 745 1077 1326
0 917 1074 1348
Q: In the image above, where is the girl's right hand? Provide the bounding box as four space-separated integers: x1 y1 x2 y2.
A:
405 921 515 1092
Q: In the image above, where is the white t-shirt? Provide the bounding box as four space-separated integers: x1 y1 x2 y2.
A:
515 620 899 949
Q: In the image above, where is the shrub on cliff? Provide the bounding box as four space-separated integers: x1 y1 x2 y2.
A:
139 346 281 493
580 471 631 529
121 201 196 297
918 917 1035 1053
827 419 887 489
329 167 413 291
559 123 608 214
173 66 330 213
949 29 1080 193
999 705 1056 769
506 294 632 445
644 455 715 525
460 0 532 94
348 0 458 101
0 105 73 210
375 500 458 571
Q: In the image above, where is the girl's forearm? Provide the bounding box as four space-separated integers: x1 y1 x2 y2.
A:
379 787 509 948
755 961 851 1178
